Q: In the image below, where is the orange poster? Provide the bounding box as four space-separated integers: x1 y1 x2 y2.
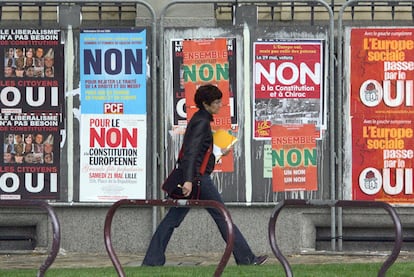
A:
183 38 231 127
182 38 234 172
271 124 318 191
349 28 414 204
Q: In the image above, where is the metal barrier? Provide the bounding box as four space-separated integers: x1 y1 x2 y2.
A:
0 200 60 277
104 199 235 277
268 199 403 277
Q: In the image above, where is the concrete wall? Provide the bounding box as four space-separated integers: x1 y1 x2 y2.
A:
51 205 273 255
23 204 410 256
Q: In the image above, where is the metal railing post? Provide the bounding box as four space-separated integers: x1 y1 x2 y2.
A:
0 200 60 277
104 199 234 277
268 199 402 277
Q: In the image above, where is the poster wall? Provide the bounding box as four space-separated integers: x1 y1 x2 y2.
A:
79 29 147 201
349 27 414 204
0 29 63 200
253 40 323 192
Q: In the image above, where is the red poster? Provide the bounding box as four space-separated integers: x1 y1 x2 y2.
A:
253 41 324 140
350 28 414 203
271 124 318 192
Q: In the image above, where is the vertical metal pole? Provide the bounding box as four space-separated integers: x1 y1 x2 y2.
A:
149 4 159 234
336 0 347 252
322 0 337 252
66 24 74 202
336 0 357 252
243 22 253 203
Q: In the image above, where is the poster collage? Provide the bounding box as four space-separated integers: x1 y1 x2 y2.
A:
1 27 413 204
253 40 324 192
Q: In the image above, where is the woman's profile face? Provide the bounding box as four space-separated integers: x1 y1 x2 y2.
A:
204 99 223 115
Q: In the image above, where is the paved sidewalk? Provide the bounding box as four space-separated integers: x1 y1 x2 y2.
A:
1 249 412 270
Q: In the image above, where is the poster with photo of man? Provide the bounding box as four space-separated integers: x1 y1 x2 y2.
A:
0 29 64 200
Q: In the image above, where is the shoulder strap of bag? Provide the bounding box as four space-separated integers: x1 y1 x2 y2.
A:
199 146 212 175
177 145 212 175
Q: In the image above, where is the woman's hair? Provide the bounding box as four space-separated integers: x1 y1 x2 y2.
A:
194 84 223 109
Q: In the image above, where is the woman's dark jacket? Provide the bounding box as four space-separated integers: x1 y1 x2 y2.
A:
179 108 216 182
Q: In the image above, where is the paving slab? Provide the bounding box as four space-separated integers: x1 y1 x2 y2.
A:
0 250 412 270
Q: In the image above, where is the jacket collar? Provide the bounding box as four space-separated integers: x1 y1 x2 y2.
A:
198 108 213 122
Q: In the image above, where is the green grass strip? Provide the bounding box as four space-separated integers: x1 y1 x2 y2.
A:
1 262 413 277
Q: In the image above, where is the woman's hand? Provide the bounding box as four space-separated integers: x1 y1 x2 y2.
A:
182 181 193 197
